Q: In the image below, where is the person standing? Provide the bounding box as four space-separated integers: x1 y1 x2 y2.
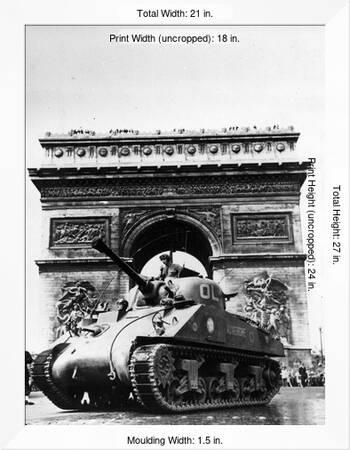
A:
25 351 34 405
299 364 308 387
295 368 303 388
286 368 293 387
281 365 288 387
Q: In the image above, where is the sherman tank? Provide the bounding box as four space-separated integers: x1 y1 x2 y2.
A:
32 239 284 413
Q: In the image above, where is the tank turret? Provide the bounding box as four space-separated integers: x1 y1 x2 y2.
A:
33 239 284 413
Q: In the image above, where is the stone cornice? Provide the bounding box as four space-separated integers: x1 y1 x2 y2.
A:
38 134 300 148
210 253 307 263
283 346 312 351
40 126 299 143
35 257 133 268
36 127 301 169
28 161 309 178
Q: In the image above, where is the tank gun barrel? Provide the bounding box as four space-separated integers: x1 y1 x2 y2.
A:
91 238 148 292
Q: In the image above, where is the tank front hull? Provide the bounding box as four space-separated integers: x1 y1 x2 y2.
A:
51 338 112 387
51 306 167 389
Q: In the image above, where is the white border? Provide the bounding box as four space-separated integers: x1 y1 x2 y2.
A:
1 0 349 449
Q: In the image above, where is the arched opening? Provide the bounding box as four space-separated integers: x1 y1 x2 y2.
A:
128 218 213 276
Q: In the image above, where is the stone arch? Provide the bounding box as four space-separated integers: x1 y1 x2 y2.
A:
122 211 222 275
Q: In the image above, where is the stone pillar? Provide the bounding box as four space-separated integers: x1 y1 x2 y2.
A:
212 255 311 366
212 197 311 367
34 205 123 348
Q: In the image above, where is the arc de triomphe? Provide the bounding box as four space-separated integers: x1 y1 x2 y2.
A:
29 126 311 366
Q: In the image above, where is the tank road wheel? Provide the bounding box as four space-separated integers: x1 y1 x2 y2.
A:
256 379 268 401
263 365 281 391
167 376 185 407
226 377 241 402
153 345 175 390
192 377 207 405
240 377 255 402
208 377 224 403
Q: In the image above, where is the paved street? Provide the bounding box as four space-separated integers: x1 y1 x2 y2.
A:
26 387 324 425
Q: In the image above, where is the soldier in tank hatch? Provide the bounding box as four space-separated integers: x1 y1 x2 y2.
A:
158 254 182 280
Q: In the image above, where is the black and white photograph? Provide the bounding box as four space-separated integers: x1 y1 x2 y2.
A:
1 1 349 449
25 22 325 424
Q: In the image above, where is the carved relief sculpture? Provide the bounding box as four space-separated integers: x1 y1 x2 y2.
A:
186 207 222 241
55 280 110 337
242 271 291 344
121 210 149 234
50 218 109 247
232 214 292 243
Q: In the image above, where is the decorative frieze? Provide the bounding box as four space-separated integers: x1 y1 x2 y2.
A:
232 213 292 244
50 217 109 247
40 175 301 200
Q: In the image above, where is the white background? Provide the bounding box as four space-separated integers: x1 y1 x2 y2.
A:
0 0 349 449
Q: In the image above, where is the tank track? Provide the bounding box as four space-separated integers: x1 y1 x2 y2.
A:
129 343 281 413
32 349 82 410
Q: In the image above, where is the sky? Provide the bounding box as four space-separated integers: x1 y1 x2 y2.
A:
26 25 324 351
